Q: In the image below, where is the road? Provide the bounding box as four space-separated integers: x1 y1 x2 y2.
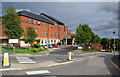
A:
2 52 120 75
50 45 77 55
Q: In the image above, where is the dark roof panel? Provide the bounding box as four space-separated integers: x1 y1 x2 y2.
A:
40 13 65 25
18 11 54 24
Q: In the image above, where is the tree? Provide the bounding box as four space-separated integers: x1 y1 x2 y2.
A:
2 6 24 39
25 26 38 47
100 38 110 49
90 34 101 43
76 24 98 44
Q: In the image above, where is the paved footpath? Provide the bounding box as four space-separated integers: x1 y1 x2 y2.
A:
0 50 99 72
0 47 119 74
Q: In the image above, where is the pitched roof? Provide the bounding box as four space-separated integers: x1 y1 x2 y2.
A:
18 11 54 24
40 13 65 25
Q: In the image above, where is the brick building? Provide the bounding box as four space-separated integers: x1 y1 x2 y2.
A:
0 11 74 47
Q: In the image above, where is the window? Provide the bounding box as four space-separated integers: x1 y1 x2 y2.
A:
60 27 62 31
54 40 56 43
34 20 36 25
41 39 43 44
45 39 47 43
28 18 30 23
51 40 53 42
38 21 40 26
42 31 44 35
54 26 58 29
46 23 49 27
46 32 48 35
42 22 44 26
54 33 56 36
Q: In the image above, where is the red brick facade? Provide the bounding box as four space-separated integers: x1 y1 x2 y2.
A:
0 11 70 46
91 43 103 50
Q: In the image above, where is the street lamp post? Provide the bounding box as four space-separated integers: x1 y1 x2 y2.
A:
113 31 116 58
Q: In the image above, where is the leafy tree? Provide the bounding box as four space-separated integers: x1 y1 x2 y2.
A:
25 26 38 47
100 38 110 49
2 6 24 39
90 34 101 43
76 24 99 44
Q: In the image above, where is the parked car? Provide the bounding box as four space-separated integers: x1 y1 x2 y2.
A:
46 44 53 48
42 45 48 49
52 44 58 48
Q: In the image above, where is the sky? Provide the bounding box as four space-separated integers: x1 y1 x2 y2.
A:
1 1 119 39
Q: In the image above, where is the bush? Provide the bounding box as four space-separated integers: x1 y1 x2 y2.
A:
83 46 89 51
34 44 41 48
29 47 39 52
38 47 45 51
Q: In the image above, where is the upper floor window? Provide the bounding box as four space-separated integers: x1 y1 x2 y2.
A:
42 22 44 26
38 21 40 26
28 18 30 23
34 20 36 25
54 26 58 29
42 31 44 35
54 33 56 36
46 23 49 28
46 32 48 35
60 27 62 31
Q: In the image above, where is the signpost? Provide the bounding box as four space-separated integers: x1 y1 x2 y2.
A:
9 39 19 43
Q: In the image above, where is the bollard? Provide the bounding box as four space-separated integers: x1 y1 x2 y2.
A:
68 52 72 61
46 52 49 56
3 53 10 67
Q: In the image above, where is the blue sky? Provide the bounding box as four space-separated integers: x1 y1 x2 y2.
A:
2 2 119 39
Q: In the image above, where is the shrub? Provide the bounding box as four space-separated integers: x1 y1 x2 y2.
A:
83 46 89 51
38 47 45 51
34 44 41 48
29 47 39 52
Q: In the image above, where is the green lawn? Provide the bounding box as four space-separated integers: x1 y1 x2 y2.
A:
2 46 41 54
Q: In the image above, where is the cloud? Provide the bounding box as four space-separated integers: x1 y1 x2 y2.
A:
2 2 118 39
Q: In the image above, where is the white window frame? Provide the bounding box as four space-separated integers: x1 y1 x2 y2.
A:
38 21 40 26
34 20 36 25
28 18 30 23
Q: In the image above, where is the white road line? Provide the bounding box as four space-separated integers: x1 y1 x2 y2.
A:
16 57 36 64
17 60 34 62
19 61 36 64
26 70 50 75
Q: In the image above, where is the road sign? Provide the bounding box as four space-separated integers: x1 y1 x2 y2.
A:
9 39 19 43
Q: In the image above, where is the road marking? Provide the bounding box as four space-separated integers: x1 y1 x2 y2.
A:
26 70 50 75
16 57 36 64
19 61 36 64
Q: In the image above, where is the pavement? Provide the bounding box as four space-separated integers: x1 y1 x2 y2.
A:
1 46 119 73
111 52 120 71
0 47 99 72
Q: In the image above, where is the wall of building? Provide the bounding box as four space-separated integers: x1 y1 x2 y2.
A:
0 14 68 46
